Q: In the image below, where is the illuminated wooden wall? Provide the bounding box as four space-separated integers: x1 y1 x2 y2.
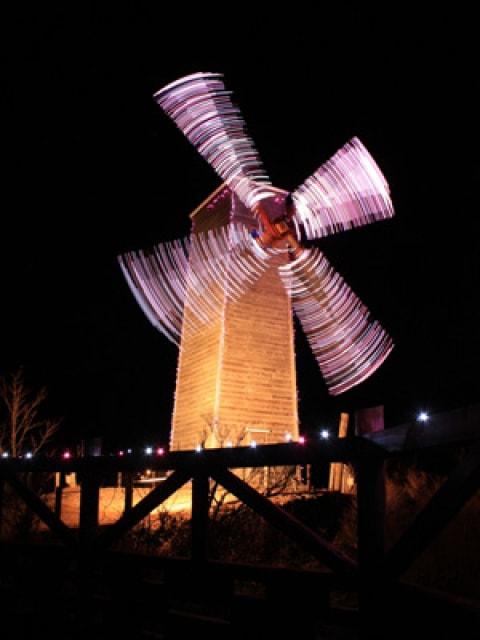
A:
170 186 299 451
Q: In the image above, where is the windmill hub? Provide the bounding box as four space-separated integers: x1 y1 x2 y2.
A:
251 193 303 259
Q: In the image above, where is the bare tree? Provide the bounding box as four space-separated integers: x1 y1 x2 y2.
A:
200 414 247 449
0 369 61 538
200 415 296 520
0 368 60 457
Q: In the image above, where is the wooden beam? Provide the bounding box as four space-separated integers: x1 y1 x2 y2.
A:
211 468 357 575
356 456 386 635
0 476 4 538
94 469 192 551
79 469 101 545
54 472 63 519
54 485 62 519
191 473 210 562
357 458 385 572
386 439 480 578
329 413 350 492
124 471 133 513
356 407 385 576
0 468 77 549
0 436 383 473
1 402 478 475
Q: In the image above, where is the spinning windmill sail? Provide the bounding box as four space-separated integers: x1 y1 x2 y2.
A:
120 72 394 396
120 222 272 345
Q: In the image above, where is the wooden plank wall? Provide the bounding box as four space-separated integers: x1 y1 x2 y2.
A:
171 187 298 451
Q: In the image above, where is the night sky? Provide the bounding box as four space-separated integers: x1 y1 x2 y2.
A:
2 7 479 451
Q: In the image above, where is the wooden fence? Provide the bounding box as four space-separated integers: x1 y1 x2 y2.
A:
1 404 480 638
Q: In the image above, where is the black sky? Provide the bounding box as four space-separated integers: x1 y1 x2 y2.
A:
2 6 479 450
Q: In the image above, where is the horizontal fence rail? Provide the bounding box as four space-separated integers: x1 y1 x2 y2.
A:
0 436 383 474
2 402 480 474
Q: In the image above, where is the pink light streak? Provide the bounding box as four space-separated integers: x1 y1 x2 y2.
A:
280 248 393 395
292 137 394 240
154 72 273 209
120 73 397 396
119 223 271 344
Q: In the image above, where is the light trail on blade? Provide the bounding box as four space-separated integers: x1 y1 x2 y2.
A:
280 248 393 395
154 72 273 209
119 224 271 344
292 137 394 240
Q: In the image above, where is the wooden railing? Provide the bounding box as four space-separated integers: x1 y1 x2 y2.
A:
1 403 480 637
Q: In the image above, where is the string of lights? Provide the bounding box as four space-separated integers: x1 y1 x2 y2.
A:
0 410 432 460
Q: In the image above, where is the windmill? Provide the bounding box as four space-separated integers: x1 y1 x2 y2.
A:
119 72 394 451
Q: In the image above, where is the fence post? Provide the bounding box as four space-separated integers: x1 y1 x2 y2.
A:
329 412 350 492
79 469 101 546
356 456 386 638
0 476 4 538
76 468 102 636
124 471 133 513
355 406 386 637
191 472 209 563
54 472 63 519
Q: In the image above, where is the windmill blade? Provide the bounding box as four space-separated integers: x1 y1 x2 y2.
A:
279 248 393 395
119 238 190 345
119 224 271 345
154 72 273 209
291 137 394 240
189 224 272 300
